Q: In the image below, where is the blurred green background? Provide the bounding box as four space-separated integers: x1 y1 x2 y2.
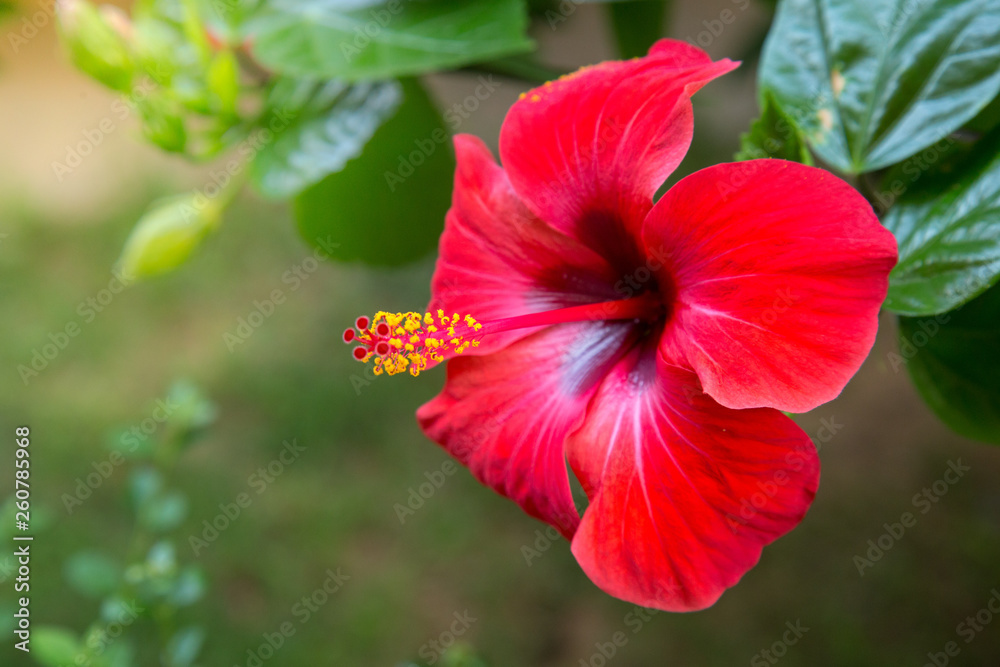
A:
1 1 999 665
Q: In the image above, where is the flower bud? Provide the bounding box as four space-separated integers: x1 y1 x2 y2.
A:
56 0 134 91
117 193 222 280
98 5 132 41
138 95 187 153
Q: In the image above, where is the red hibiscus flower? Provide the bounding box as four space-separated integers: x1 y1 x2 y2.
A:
345 40 897 611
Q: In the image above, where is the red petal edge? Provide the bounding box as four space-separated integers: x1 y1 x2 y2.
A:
499 39 738 250
568 350 819 611
647 160 898 413
417 323 624 539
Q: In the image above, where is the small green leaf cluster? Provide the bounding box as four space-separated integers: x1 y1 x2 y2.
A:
57 0 537 275
31 382 215 667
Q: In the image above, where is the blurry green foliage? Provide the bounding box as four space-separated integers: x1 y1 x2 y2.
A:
249 0 533 80
29 381 216 667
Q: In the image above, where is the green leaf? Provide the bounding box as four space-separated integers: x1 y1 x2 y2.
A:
294 78 454 266
168 566 207 606
899 283 1000 444
129 466 164 509
759 0 1000 174
166 379 217 434
146 540 178 576
735 90 812 163
100 596 142 625
32 627 81 667
139 490 188 532
248 0 533 80
163 626 204 667
109 425 155 459
883 131 1000 316
203 0 263 32
607 1 668 59
251 79 403 198
64 551 119 599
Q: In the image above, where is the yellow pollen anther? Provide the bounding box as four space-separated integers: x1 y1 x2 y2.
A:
348 310 485 377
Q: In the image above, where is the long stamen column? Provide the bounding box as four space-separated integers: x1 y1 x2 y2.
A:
342 293 662 377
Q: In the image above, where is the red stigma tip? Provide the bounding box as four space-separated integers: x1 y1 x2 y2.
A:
345 310 482 376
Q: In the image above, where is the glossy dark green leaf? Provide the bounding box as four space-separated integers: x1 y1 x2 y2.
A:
249 0 532 80
735 90 812 163
607 1 668 59
899 283 1000 444
883 131 1000 316
251 79 403 198
760 0 1000 173
295 78 453 266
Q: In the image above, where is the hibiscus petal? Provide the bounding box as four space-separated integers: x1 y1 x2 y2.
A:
498 39 737 264
418 321 637 539
646 160 898 413
427 134 621 356
567 349 818 611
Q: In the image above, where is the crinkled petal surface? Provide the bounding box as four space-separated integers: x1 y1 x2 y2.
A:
418 321 638 539
427 135 621 357
567 350 819 611
499 39 737 267
648 160 898 413
413 42 883 614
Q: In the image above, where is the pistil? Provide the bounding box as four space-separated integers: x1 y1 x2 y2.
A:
344 293 662 377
